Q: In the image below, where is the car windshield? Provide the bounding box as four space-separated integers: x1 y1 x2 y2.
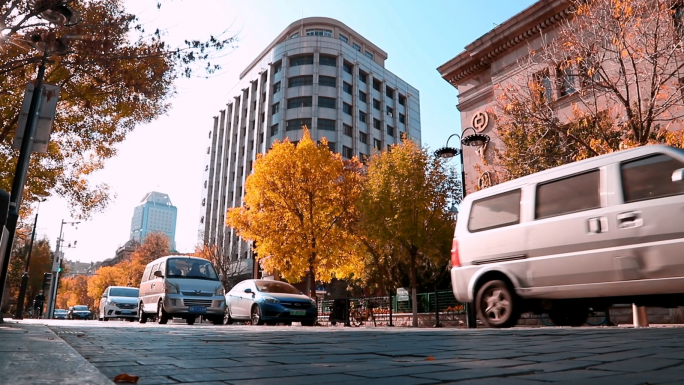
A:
166 258 219 280
255 281 301 294
55 309 66 314
109 288 139 297
74 306 89 311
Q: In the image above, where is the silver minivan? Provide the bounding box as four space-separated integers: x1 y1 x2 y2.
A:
451 145 684 328
138 256 226 325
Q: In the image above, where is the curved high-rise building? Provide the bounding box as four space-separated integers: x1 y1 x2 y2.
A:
199 17 421 268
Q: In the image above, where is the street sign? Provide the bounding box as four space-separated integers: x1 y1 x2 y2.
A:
396 287 409 301
13 83 61 153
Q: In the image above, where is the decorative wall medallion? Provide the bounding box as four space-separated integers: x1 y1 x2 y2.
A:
478 171 492 190
471 111 489 132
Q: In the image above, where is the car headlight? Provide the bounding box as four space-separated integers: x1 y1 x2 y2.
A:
214 286 224 295
165 281 179 294
263 297 279 304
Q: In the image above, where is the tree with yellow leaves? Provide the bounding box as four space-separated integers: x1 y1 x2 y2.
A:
357 138 460 327
492 0 684 183
226 129 364 297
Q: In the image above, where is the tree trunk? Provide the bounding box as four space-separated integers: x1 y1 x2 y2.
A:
309 260 316 299
410 252 418 327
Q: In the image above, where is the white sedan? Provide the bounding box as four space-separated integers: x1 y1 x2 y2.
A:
99 286 139 322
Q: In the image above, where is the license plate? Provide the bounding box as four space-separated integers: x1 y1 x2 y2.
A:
188 306 207 313
290 310 306 316
121 311 133 314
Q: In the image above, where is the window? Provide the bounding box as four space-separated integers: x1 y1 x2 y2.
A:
290 32 299 39
290 55 314 67
319 55 336 67
386 86 394 99
273 82 281 94
536 171 600 219
289 75 313 88
373 118 381 129
399 113 405 124
372 99 381 110
359 152 368 163
271 102 280 115
358 90 367 103
287 96 312 109
319 76 336 87
359 72 367 83
373 138 382 150
339 34 348 43
318 118 336 131
306 29 332 37
533 69 553 104
343 103 352 115
359 131 368 144
387 125 394 137
365 51 373 60
468 189 522 232
359 111 367 123
558 65 576 97
373 79 381 91
343 82 352 94
399 94 406 106
327 141 336 152
274 62 282 74
344 124 353 137
343 62 352 74
386 106 394 116
621 154 684 203
286 118 311 131
342 146 353 159
319 97 336 109
353 43 361 52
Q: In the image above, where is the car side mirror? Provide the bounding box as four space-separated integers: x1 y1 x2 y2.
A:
672 168 684 182
153 270 164 278
244 288 252 293
102 294 107 298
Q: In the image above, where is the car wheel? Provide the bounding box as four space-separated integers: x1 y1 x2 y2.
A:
251 305 264 325
157 301 169 325
223 308 234 325
138 303 148 324
127 318 135 322
103 317 109 322
186 316 196 325
476 279 520 328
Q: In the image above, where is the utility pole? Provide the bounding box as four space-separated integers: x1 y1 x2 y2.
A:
46 219 79 319
12 199 44 320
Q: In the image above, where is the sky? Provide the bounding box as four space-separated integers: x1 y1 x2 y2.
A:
33 0 537 265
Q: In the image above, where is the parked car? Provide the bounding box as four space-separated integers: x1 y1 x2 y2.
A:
53 309 67 319
67 305 92 320
137 256 225 325
99 286 139 322
450 145 684 328
225 279 317 326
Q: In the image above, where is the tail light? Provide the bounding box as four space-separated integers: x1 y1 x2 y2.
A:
451 238 461 268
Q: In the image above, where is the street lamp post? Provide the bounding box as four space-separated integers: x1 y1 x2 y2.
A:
0 2 79 322
45 219 79 319
434 127 491 329
12 198 47 319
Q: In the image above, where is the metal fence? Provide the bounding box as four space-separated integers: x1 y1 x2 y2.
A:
317 290 465 326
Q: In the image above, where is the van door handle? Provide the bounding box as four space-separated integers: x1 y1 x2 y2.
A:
617 211 643 229
587 217 608 234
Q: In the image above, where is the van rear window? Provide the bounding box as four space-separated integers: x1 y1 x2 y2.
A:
468 189 521 232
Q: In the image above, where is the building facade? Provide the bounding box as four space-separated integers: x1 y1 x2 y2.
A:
130 191 178 249
200 17 421 265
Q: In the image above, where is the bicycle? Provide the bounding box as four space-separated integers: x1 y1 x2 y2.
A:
349 299 376 327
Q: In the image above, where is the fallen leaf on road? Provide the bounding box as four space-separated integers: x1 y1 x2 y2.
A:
76 334 84 338
425 356 435 361
113 374 139 383
47 338 54 340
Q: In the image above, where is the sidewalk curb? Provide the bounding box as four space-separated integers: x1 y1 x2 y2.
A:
0 318 114 385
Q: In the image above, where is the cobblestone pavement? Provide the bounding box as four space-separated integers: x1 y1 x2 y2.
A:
36 320 684 385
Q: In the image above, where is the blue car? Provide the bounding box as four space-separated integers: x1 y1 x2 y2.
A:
225 280 317 326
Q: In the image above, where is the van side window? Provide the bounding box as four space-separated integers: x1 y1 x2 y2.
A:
621 154 684 202
142 266 151 283
468 189 521 232
148 263 160 280
535 170 600 219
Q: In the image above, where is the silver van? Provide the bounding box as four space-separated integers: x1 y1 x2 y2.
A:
138 256 226 325
451 145 684 328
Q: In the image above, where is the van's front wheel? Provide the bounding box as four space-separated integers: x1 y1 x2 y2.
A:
476 280 519 328
157 300 169 325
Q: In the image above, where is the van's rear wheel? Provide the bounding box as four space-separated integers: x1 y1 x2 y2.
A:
476 280 519 328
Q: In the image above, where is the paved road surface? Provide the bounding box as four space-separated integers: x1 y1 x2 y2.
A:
4 319 684 384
